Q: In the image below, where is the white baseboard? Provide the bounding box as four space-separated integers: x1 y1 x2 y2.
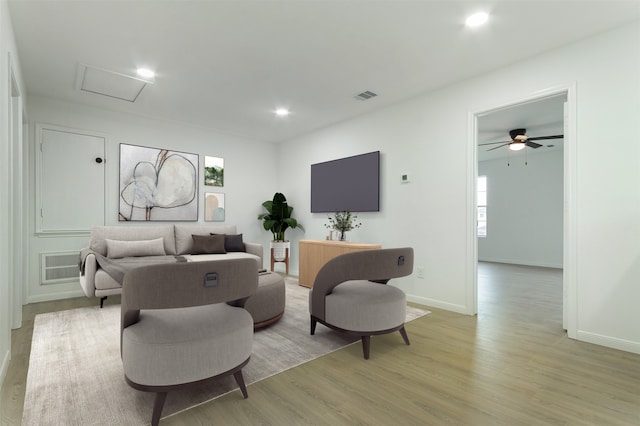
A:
406 295 471 315
28 288 86 304
0 348 10 391
478 257 562 269
576 330 640 355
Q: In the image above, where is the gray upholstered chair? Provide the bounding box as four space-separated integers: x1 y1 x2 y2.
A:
120 259 258 426
309 247 414 359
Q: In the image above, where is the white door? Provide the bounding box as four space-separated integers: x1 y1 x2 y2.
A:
37 126 106 232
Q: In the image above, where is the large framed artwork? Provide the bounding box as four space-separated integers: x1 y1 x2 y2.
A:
119 143 199 221
205 192 225 222
204 156 224 187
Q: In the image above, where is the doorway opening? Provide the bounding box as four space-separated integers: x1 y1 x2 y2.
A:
470 87 576 336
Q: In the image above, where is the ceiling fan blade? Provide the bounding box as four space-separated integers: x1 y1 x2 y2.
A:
525 141 543 149
527 134 564 141
486 143 510 152
479 140 510 146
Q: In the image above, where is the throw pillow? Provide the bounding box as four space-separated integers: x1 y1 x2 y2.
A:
210 233 246 252
191 234 226 255
106 238 166 259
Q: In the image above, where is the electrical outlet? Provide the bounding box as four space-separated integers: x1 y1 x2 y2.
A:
416 266 425 279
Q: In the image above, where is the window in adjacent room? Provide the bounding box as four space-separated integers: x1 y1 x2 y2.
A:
477 175 487 237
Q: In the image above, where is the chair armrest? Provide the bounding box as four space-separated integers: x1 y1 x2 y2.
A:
79 252 97 298
244 242 263 269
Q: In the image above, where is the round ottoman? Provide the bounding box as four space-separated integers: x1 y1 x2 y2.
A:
244 271 286 328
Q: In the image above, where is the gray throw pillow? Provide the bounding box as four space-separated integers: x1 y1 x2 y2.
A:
191 234 226 254
211 233 246 252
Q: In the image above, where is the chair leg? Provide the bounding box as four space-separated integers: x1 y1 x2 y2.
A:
399 326 410 346
310 317 317 335
233 370 248 399
151 392 167 426
99 296 107 308
361 335 371 360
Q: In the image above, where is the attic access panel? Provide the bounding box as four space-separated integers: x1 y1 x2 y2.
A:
77 63 151 102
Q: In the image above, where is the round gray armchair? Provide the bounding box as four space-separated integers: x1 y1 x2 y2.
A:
120 258 258 425
308 247 414 359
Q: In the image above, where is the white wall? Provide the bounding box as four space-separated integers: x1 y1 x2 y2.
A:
3 16 637 398
25 96 279 302
478 150 564 268
278 21 640 353
0 0 27 388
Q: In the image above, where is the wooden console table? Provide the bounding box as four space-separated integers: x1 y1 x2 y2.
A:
298 239 381 288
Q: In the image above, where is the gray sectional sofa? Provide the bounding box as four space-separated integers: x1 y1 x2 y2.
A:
80 224 264 306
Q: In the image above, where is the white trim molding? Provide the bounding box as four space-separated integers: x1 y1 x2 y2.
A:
469 82 578 338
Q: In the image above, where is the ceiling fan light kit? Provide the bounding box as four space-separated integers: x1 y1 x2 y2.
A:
509 142 526 151
479 128 564 153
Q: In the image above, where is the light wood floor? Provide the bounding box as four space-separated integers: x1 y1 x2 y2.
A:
2 263 639 425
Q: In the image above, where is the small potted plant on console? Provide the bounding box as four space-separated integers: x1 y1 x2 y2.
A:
325 210 361 241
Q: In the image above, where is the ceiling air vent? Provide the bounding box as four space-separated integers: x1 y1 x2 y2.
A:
354 90 378 101
76 63 152 102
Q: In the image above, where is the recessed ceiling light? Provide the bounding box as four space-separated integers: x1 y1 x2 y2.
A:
136 68 155 79
465 12 489 28
275 108 290 117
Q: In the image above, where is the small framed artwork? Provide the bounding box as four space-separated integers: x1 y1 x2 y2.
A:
205 192 225 221
204 156 224 187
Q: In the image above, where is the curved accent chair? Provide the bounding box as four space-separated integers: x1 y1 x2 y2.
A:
120 259 258 426
309 247 414 359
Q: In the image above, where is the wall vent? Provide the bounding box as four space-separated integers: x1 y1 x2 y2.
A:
41 252 80 285
354 90 378 101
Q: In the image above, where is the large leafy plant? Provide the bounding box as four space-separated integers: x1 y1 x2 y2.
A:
258 192 304 241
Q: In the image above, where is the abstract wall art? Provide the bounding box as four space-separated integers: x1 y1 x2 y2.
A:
204 192 225 222
119 143 199 221
204 156 224 187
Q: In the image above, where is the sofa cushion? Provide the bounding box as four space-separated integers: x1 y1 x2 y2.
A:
106 238 166 259
95 269 122 291
185 252 262 269
174 224 237 255
90 225 176 256
191 234 226 255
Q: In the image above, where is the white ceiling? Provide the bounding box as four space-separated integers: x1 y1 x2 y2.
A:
478 94 566 162
8 1 640 143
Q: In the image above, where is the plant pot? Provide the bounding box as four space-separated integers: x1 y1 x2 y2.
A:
270 241 290 261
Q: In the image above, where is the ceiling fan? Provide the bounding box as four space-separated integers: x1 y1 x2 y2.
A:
479 128 564 152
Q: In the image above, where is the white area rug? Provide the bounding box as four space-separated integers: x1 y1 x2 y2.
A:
22 279 429 425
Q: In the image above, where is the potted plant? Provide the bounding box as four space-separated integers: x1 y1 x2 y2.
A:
258 193 304 270
325 210 361 241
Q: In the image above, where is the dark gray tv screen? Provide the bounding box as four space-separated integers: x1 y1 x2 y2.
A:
311 151 380 213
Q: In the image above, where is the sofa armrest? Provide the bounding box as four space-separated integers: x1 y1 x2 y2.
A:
244 242 263 269
79 252 97 298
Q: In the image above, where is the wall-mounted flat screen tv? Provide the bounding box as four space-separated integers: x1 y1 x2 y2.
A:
311 151 380 213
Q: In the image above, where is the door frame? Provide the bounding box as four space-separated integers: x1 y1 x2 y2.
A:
8 53 24 330
467 83 577 338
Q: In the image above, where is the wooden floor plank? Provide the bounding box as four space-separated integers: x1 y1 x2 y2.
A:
2 263 639 425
